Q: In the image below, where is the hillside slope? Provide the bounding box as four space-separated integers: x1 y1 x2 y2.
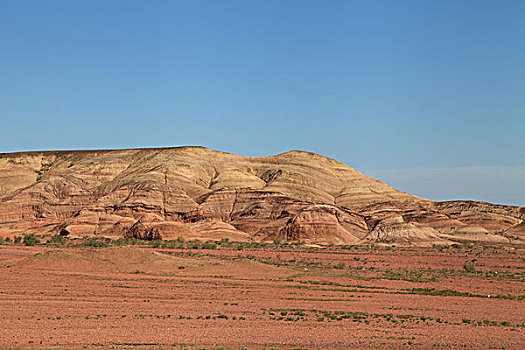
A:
0 147 523 244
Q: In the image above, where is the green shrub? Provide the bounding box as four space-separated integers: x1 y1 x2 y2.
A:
48 234 68 246
201 242 217 250
23 234 40 246
463 261 476 273
113 237 131 246
433 243 449 252
151 240 164 249
82 237 110 247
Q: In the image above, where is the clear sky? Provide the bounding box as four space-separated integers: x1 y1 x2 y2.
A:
1 1 524 205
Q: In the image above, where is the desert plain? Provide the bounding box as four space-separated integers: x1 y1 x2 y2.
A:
0 238 524 349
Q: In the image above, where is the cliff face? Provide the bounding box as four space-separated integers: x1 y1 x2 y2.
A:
0 147 523 244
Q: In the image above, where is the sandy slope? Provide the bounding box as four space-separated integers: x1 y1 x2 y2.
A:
0 146 523 244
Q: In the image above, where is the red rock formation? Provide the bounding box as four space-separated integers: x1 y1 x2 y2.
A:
0 147 523 244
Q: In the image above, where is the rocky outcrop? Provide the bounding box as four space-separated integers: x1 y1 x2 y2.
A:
0 147 523 244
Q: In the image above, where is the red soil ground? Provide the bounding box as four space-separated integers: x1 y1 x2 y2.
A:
0 244 524 349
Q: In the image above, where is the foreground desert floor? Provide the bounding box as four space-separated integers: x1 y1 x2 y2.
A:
0 240 524 349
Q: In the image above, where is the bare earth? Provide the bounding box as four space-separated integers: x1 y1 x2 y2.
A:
1 244 523 349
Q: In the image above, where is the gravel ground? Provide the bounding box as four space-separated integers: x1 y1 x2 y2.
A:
0 244 523 349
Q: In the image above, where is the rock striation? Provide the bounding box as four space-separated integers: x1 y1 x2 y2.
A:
0 147 523 244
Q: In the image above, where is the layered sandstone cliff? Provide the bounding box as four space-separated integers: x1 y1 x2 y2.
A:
0 147 523 244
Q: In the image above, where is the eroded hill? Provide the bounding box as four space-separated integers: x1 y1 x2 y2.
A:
0 147 523 244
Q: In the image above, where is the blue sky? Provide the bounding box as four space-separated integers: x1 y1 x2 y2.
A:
1 1 524 205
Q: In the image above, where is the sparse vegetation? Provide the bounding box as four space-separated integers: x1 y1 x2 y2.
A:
81 237 110 247
23 234 40 246
2 236 523 349
463 260 476 273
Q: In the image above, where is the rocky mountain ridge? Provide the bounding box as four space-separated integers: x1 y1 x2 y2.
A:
0 147 523 244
